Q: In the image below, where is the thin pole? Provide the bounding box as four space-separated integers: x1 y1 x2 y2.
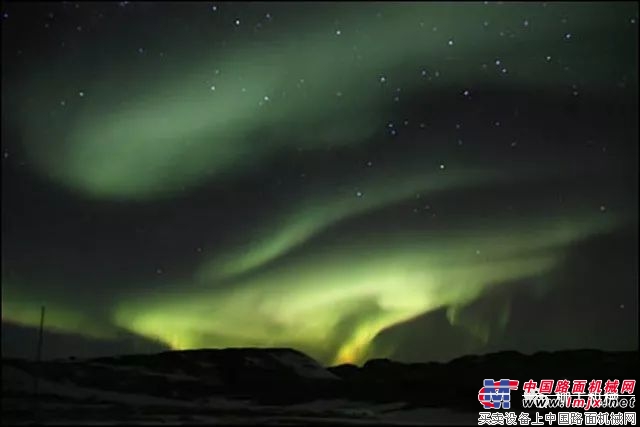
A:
33 305 45 422
37 306 45 363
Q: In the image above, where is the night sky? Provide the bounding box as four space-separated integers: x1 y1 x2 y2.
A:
1 2 638 366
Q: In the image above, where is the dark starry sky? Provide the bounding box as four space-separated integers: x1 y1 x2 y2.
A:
1 1 638 365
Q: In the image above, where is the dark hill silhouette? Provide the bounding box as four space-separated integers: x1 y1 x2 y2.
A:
328 349 638 411
3 347 637 424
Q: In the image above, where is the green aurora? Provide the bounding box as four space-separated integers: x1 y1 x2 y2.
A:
2 2 637 364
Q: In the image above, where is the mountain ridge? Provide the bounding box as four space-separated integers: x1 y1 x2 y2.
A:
3 347 637 424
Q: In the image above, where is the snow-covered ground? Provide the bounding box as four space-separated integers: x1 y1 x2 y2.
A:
3 365 196 407
3 362 477 425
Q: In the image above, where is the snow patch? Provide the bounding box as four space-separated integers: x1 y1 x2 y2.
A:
269 351 339 380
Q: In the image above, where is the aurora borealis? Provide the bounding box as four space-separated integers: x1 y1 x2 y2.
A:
2 2 638 365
